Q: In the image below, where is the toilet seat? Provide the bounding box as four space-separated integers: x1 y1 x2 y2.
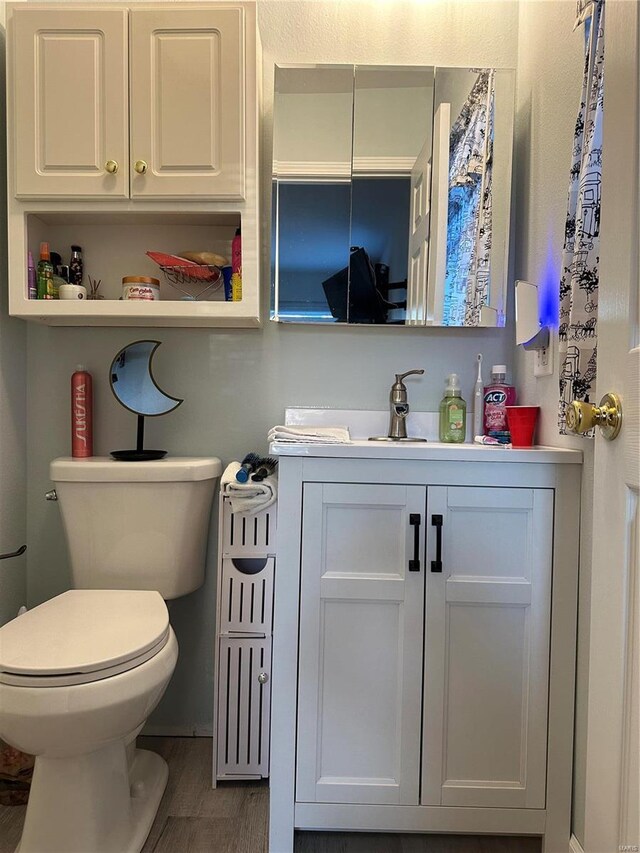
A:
0 589 170 688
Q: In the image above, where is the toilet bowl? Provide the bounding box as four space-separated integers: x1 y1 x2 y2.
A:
0 590 179 853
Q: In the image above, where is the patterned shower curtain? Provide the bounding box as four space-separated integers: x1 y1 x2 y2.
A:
558 0 604 435
442 70 495 327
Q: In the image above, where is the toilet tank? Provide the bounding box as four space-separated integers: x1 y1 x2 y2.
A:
50 457 222 600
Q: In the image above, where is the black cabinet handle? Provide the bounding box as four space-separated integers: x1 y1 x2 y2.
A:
431 515 443 572
409 513 421 572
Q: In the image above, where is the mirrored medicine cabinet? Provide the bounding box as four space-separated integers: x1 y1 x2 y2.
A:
271 64 515 328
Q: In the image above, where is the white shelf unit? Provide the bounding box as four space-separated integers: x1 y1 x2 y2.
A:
213 492 277 783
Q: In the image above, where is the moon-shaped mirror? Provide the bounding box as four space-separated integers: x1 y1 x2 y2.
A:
109 340 183 461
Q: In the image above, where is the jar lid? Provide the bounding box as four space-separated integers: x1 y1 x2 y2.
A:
122 276 160 286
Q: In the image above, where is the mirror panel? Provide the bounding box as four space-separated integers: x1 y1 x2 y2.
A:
270 65 515 328
431 67 515 326
110 340 183 417
349 66 434 325
271 66 354 322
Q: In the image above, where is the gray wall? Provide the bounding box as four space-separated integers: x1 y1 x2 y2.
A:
23 0 519 735
514 1 592 845
0 14 27 627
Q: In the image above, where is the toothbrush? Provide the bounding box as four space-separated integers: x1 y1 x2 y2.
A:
473 354 484 439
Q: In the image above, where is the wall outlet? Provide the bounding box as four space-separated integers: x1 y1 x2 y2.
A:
534 341 553 377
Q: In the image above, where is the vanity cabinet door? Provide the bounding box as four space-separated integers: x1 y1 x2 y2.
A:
129 8 245 200
11 8 129 199
297 483 425 805
422 486 552 809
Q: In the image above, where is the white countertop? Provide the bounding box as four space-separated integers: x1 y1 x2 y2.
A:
271 439 583 464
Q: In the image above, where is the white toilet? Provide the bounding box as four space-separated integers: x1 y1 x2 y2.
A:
0 456 221 853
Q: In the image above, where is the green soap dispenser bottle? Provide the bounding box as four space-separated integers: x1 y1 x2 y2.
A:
439 373 467 443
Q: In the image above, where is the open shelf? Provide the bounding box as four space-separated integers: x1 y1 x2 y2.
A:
10 211 259 327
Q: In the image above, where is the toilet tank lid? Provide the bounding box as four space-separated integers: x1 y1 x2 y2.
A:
0 590 169 676
50 456 222 483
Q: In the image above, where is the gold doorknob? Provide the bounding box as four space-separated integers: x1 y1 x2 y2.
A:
134 160 148 175
566 392 623 440
104 160 119 174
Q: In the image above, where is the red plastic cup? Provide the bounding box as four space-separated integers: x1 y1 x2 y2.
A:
506 406 539 447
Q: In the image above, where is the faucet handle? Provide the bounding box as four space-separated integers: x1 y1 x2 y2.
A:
395 369 425 385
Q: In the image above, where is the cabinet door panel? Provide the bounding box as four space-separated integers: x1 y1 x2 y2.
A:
297 483 425 805
12 9 129 198
422 486 552 809
130 9 245 199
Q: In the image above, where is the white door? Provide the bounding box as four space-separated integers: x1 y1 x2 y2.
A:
583 2 640 849
296 483 425 805
422 486 552 809
129 8 245 200
405 135 432 325
11 8 129 198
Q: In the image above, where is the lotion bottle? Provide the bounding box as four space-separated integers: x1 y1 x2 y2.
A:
439 374 466 443
231 228 242 301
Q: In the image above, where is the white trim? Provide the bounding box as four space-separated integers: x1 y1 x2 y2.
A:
569 834 585 853
352 155 415 176
273 160 350 180
294 802 546 835
274 156 415 180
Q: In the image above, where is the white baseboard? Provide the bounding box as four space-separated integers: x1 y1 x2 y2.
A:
569 835 585 853
141 724 213 738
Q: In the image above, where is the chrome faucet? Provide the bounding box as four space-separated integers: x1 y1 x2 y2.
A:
369 369 427 442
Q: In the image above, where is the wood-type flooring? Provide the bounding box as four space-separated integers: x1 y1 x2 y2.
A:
0 737 542 853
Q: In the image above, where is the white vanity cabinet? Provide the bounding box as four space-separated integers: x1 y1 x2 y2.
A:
270 444 582 853
11 5 245 201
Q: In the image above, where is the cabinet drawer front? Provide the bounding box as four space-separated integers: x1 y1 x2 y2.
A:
296 482 425 806
422 486 552 809
130 8 245 200
11 8 129 198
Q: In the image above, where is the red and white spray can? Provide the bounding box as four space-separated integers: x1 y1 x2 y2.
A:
71 366 93 458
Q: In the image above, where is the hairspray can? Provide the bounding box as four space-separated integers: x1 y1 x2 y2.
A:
71 366 93 458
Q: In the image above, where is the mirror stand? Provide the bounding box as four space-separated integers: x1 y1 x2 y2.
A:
108 340 183 462
110 415 168 462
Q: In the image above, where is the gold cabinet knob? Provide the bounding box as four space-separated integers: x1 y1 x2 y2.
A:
104 160 119 174
566 393 622 441
134 160 148 175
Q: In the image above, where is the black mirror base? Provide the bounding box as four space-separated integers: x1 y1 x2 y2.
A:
110 450 168 461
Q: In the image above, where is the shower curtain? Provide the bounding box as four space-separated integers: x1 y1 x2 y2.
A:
558 0 604 435
442 69 495 327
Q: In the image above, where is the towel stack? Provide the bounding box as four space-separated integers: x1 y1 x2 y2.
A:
221 461 277 516
268 425 351 445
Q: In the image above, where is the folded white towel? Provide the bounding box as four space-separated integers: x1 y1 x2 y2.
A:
268 425 351 444
221 461 277 516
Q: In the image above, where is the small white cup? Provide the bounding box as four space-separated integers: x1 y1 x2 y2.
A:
58 284 87 300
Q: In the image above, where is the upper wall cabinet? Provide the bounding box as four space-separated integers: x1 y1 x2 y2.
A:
11 6 245 201
7 3 259 328
271 65 515 328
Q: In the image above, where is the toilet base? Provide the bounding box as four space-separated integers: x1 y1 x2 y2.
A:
16 746 168 853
